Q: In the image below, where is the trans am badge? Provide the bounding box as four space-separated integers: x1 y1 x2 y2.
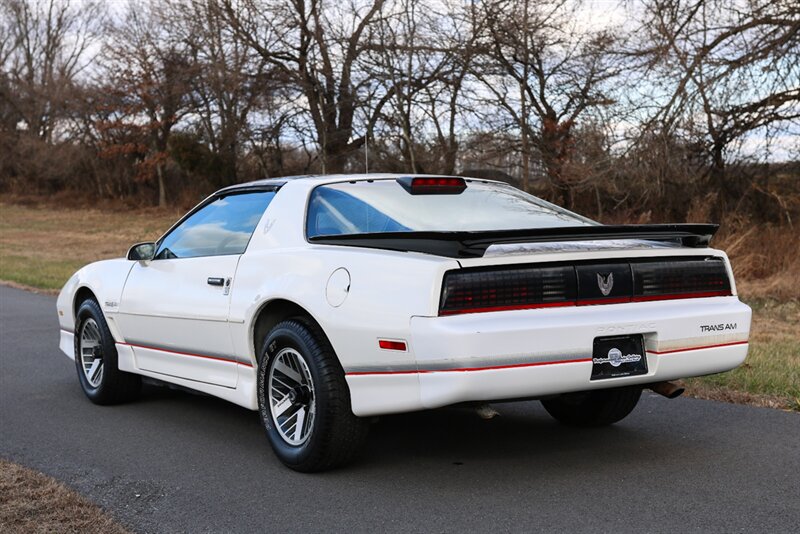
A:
597 272 614 296
593 347 642 367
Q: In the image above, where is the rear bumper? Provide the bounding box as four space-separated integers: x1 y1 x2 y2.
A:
346 297 751 416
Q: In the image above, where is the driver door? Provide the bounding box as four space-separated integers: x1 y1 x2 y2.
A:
117 191 275 387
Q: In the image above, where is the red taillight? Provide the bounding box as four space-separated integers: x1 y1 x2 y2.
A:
379 339 407 351
440 266 576 315
632 260 731 298
439 258 732 316
397 176 467 195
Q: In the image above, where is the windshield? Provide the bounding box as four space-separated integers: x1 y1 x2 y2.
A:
306 179 594 237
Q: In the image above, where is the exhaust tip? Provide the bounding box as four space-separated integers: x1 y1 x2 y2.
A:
650 381 685 399
475 403 500 420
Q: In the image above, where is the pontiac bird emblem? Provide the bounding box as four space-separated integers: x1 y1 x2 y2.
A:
597 272 614 296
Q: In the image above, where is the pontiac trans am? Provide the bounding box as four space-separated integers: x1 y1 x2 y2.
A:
56 174 752 471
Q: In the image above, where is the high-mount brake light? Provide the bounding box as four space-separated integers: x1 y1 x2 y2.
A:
397 176 467 195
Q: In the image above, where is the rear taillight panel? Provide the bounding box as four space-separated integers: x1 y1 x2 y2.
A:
631 260 731 300
439 257 732 316
440 266 575 315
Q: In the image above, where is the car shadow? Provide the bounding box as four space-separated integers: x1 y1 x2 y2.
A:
362 404 654 469
129 382 679 478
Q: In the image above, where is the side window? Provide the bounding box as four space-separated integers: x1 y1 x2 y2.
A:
156 191 275 259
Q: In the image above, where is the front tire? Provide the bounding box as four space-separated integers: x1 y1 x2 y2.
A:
541 386 642 427
257 318 369 472
74 299 141 405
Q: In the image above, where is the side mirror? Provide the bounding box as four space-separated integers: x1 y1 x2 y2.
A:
127 242 156 261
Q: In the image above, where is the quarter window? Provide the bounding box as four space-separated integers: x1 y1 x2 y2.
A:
156 191 275 259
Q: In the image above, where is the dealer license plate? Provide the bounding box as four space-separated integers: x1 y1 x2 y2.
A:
591 335 647 380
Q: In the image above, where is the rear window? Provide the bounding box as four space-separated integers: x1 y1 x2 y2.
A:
306 179 594 237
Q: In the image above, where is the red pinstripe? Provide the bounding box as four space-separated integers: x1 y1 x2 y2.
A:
647 340 748 355
347 340 749 376
440 291 732 316
346 357 592 376
117 341 253 368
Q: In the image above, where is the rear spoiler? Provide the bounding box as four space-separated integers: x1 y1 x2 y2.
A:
308 224 719 258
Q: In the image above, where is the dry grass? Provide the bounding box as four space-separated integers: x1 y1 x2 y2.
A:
715 224 800 301
0 459 130 534
0 200 180 290
682 193 800 301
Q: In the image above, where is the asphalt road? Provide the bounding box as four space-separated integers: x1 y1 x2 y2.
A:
1 284 798 533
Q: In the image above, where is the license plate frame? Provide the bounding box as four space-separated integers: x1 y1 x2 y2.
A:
591 335 648 380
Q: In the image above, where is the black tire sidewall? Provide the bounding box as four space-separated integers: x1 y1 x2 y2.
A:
73 300 119 402
542 386 642 427
257 322 329 468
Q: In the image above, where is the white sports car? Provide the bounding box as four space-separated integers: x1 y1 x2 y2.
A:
57 174 751 471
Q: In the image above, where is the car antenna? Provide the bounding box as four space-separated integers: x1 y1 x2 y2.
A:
364 130 369 174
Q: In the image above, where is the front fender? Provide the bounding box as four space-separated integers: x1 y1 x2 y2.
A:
56 258 135 341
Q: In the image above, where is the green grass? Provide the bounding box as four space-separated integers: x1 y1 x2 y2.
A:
685 339 800 410
685 299 800 411
0 254 85 291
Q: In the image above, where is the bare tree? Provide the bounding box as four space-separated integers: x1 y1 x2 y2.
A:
369 0 426 172
1 0 103 140
475 0 621 205
0 0 797 224
100 1 195 207
170 0 278 185
639 0 800 204
424 1 482 175
0 5 17 132
220 0 400 173
363 0 480 174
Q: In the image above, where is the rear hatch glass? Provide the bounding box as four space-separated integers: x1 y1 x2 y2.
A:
306 179 594 238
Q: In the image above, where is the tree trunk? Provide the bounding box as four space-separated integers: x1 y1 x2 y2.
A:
220 147 238 186
541 116 574 209
708 143 728 222
443 140 458 176
323 134 354 174
156 162 167 208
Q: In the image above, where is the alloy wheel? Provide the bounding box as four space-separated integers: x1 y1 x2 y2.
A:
79 318 104 388
268 347 316 445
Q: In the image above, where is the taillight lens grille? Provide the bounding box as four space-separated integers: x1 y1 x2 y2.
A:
632 260 731 300
440 257 732 315
441 266 575 315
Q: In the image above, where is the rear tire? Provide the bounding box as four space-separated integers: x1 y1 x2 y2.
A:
74 299 141 405
541 386 642 427
257 318 369 472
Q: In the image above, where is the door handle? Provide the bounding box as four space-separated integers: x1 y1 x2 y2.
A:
207 277 225 286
